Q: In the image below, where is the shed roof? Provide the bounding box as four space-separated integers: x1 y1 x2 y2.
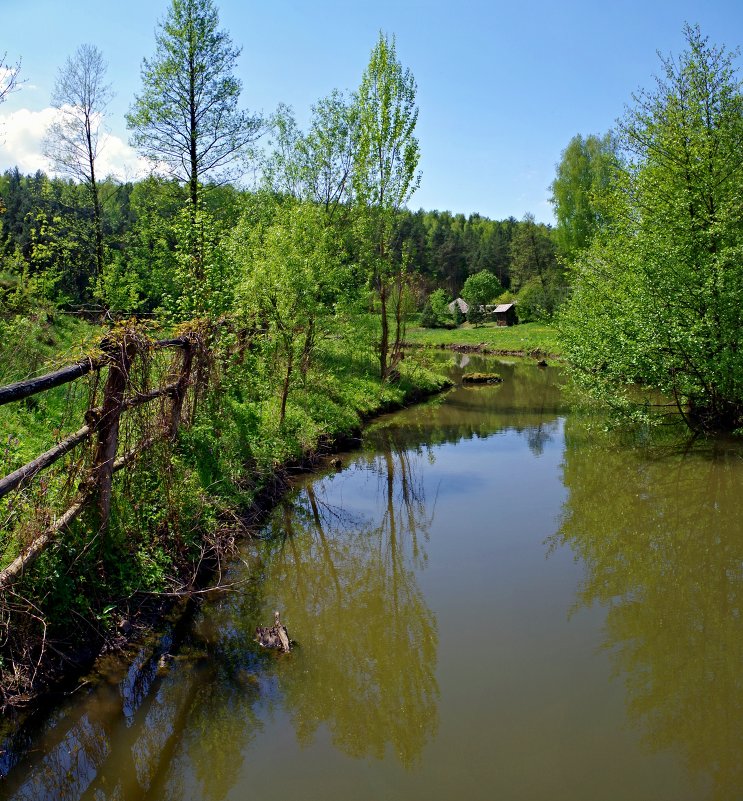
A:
494 303 515 313
447 298 469 314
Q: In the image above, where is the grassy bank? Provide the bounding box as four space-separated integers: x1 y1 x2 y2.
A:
0 313 450 707
405 321 562 357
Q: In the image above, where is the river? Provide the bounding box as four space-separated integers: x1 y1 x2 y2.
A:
2 355 742 800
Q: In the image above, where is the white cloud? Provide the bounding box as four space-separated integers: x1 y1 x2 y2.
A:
0 106 150 181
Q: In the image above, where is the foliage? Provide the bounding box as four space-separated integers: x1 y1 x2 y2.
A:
509 213 566 320
465 305 484 327
264 92 358 221
560 25 743 432
550 132 618 261
419 287 452 328
166 202 235 321
231 198 346 421
461 269 501 307
353 31 421 378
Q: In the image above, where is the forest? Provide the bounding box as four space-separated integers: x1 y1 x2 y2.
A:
0 172 566 324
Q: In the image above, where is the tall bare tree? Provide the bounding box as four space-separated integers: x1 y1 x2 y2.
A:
0 52 21 104
44 44 112 282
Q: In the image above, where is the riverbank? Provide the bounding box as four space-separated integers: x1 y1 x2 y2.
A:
404 321 562 358
0 312 451 711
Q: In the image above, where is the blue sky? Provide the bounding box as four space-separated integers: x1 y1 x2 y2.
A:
1 0 742 222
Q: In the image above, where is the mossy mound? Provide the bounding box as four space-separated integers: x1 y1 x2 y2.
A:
462 372 502 384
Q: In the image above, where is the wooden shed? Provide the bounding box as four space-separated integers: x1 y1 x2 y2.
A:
493 302 516 326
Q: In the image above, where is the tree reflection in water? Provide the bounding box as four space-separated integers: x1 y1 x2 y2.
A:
259 429 440 767
555 422 743 801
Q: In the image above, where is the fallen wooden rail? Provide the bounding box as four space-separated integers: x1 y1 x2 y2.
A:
0 436 157 588
0 357 104 407
0 324 207 590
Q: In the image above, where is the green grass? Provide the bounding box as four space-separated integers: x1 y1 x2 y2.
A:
405 321 562 356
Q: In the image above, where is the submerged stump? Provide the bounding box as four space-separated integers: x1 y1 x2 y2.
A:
256 611 292 653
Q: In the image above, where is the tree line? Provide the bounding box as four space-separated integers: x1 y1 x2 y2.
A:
0 175 563 312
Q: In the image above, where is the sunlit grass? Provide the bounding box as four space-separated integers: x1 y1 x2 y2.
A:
405 321 562 356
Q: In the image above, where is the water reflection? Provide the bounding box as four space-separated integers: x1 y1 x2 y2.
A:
555 421 743 801
258 437 439 767
367 356 567 456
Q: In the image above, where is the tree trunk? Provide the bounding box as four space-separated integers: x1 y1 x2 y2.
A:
300 319 315 380
379 281 389 380
280 343 294 425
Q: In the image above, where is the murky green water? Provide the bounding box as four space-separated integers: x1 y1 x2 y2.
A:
3 355 743 801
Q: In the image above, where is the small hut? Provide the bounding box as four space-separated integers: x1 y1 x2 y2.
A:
493 303 516 326
447 298 470 315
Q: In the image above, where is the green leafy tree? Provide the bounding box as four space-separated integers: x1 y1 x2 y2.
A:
461 270 501 308
550 132 618 261
44 44 112 286
560 25 743 432
353 32 421 379
265 91 357 223
127 0 261 215
420 288 452 329
232 199 344 423
509 213 565 320
429 287 452 325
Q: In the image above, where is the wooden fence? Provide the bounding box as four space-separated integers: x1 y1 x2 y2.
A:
0 325 205 591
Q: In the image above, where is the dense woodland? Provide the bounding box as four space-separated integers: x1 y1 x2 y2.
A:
0 170 565 321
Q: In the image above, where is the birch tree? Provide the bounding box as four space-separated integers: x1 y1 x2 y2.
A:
43 44 111 282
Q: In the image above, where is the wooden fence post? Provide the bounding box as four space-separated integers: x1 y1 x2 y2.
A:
92 335 136 530
169 338 193 439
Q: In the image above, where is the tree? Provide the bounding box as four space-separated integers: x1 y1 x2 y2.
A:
461 270 500 327
560 25 743 433
44 44 112 284
550 132 618 261
127 0 261 215
304 90 358 220
264 90 357 221
0 52 21 105
509 213 565 320
353 32 421 379
420 287 452 329
232 198 344 424
461 270 501 308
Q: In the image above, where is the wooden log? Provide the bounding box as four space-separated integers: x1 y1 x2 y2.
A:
0 382 178 502
0 424 91 501
0 356 104 407
152 336 191 350
0 496 88 590
0 330 192 409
